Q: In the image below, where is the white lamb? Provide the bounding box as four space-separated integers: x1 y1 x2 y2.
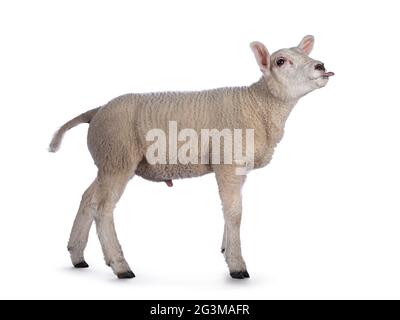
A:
49 35 334 279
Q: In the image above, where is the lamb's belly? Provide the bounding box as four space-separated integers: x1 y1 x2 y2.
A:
135 161 213 182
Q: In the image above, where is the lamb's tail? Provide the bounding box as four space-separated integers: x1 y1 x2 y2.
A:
48 107 100 153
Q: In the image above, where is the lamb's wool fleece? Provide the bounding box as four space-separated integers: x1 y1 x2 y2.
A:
62 77 294 180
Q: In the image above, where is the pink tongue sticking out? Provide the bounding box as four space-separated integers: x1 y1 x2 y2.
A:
165 180 173 187
324 71 335 77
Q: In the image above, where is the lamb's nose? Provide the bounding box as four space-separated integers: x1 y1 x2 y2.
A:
315 63 325 71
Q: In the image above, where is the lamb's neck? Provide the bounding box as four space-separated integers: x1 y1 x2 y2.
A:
248 77 298 145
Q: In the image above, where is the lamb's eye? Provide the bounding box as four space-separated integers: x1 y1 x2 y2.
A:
276 58 285 66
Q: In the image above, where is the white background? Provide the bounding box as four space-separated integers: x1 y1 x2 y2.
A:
1 0 399 299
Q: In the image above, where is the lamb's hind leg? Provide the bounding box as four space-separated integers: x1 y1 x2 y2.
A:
94 171 135 279
68 179 97 268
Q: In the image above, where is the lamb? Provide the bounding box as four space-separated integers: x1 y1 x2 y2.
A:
49 35 334 280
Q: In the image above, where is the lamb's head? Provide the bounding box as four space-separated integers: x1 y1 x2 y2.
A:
250 35 334 100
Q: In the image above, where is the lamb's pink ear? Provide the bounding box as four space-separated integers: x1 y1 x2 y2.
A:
298 35 314 55
250 41 270 73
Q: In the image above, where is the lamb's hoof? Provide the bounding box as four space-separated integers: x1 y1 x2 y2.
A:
117 271 135 279
230 270 250 279
74 261 89 268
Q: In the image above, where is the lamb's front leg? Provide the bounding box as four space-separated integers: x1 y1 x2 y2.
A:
215 168 249 279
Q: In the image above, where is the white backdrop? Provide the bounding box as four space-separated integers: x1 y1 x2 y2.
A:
1 0 400 299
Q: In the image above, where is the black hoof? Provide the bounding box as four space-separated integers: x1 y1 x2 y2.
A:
230 270 250 279
117 271 135 279
74 261 89 268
